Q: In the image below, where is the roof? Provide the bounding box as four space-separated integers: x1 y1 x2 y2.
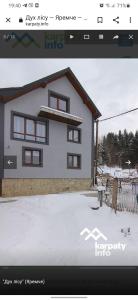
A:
0 67 101 119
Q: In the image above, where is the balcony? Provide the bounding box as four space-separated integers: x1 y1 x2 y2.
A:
38 106 83 126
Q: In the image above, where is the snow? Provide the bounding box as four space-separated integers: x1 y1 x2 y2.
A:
40 105 83 123
0 191 138 266
97 186 106 192
99 165 138 179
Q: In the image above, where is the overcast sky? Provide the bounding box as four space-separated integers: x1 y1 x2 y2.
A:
0 59 137 137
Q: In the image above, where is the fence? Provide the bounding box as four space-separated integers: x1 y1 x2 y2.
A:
117 183 138 213
101 180 138 214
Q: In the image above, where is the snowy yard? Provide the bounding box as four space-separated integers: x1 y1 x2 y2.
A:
99 165 138 179
0 191 138 266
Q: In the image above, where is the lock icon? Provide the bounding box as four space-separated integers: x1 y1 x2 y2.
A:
19 18 23 23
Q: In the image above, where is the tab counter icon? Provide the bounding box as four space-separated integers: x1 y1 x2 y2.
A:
80 227 107 241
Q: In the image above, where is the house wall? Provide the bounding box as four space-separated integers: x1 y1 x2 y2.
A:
0 101 4 180
4 76 94 180
91 117 95 179
2 178 92 197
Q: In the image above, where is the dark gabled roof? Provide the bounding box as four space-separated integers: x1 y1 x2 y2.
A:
0 87 21 96
0 67 101 119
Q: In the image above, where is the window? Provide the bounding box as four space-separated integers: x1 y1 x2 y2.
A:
67 126 81 143
67 153 81 169
13 115 24 139
36 122 46 143
49 90 70 113
12 112 48 144
26 119 35 141
22 147 43 167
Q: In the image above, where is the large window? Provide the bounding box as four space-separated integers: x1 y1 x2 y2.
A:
49 90 70 113
67 126 81 143
67 153 81 169
22 147 43 167
12 112 48 144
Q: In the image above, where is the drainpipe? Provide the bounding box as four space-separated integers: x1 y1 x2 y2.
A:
95 119 99 185
0 101 4 196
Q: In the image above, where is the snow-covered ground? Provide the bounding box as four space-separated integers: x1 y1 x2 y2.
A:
0 191 138 266
99 165 138 179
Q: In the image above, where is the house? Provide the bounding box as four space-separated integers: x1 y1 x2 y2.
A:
0 68 101 197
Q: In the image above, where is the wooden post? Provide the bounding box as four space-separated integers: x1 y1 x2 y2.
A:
112 178 118 213
98 191 103 207
93 160 96 186
95 120 99 185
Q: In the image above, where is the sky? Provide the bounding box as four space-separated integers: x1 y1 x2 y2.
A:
0 59 138 137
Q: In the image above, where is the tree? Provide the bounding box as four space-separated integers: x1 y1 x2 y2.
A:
101 130 137 168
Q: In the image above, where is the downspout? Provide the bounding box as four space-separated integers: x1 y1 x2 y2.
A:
0 101 4 195
90 115 95 187
95 119 99 185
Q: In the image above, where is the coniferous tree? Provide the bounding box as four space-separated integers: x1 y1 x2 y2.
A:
101 130 138 168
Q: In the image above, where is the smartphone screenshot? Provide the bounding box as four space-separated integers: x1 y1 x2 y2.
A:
0 0 138 296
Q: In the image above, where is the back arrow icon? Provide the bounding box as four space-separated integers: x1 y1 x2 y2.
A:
8 160 14 166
